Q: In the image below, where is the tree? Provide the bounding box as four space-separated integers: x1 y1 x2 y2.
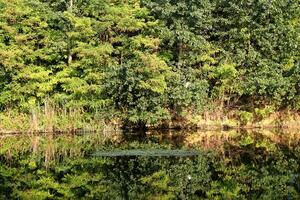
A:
212 0 300 109
143 0 214 118
102 1 172 127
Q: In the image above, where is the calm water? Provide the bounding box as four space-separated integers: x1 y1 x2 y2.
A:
1 129 300 199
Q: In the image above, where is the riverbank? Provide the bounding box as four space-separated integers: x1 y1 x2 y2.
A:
0 110 105 134
184 110 300 130
1 110 299 134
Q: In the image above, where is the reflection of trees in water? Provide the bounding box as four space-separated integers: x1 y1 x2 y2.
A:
183 129 300 154
102 155 212 199
1 129 300 199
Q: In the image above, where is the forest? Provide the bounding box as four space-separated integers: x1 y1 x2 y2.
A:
0 0 299 131
1 1 300 199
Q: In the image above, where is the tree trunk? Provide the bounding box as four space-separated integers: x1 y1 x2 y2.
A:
69 0 73 12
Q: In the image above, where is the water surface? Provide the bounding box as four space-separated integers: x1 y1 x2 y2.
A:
1 129 300 199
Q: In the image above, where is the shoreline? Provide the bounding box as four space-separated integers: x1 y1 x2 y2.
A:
1 110 299 134
1 123 300 135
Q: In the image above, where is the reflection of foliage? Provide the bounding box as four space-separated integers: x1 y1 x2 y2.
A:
1 130 300 199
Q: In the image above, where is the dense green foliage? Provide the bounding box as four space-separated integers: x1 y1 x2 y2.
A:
0 0 299 127
1 130 300 199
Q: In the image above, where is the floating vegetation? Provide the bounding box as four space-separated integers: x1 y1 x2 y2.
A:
93 149 201 157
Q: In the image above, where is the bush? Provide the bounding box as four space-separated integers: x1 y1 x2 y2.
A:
239 111 253 125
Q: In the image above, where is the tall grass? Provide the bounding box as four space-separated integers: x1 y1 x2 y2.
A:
0 101 106 133
186 109 300 129
0 101 299 133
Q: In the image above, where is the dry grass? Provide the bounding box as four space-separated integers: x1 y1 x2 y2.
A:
184 109 300 129
0 106 105 134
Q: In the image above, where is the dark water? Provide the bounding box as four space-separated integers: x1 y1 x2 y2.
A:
1 129 300 199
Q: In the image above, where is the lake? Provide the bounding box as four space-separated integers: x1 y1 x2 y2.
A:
1 129 300 199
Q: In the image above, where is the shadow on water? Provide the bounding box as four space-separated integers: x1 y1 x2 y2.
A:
120 128 187 148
